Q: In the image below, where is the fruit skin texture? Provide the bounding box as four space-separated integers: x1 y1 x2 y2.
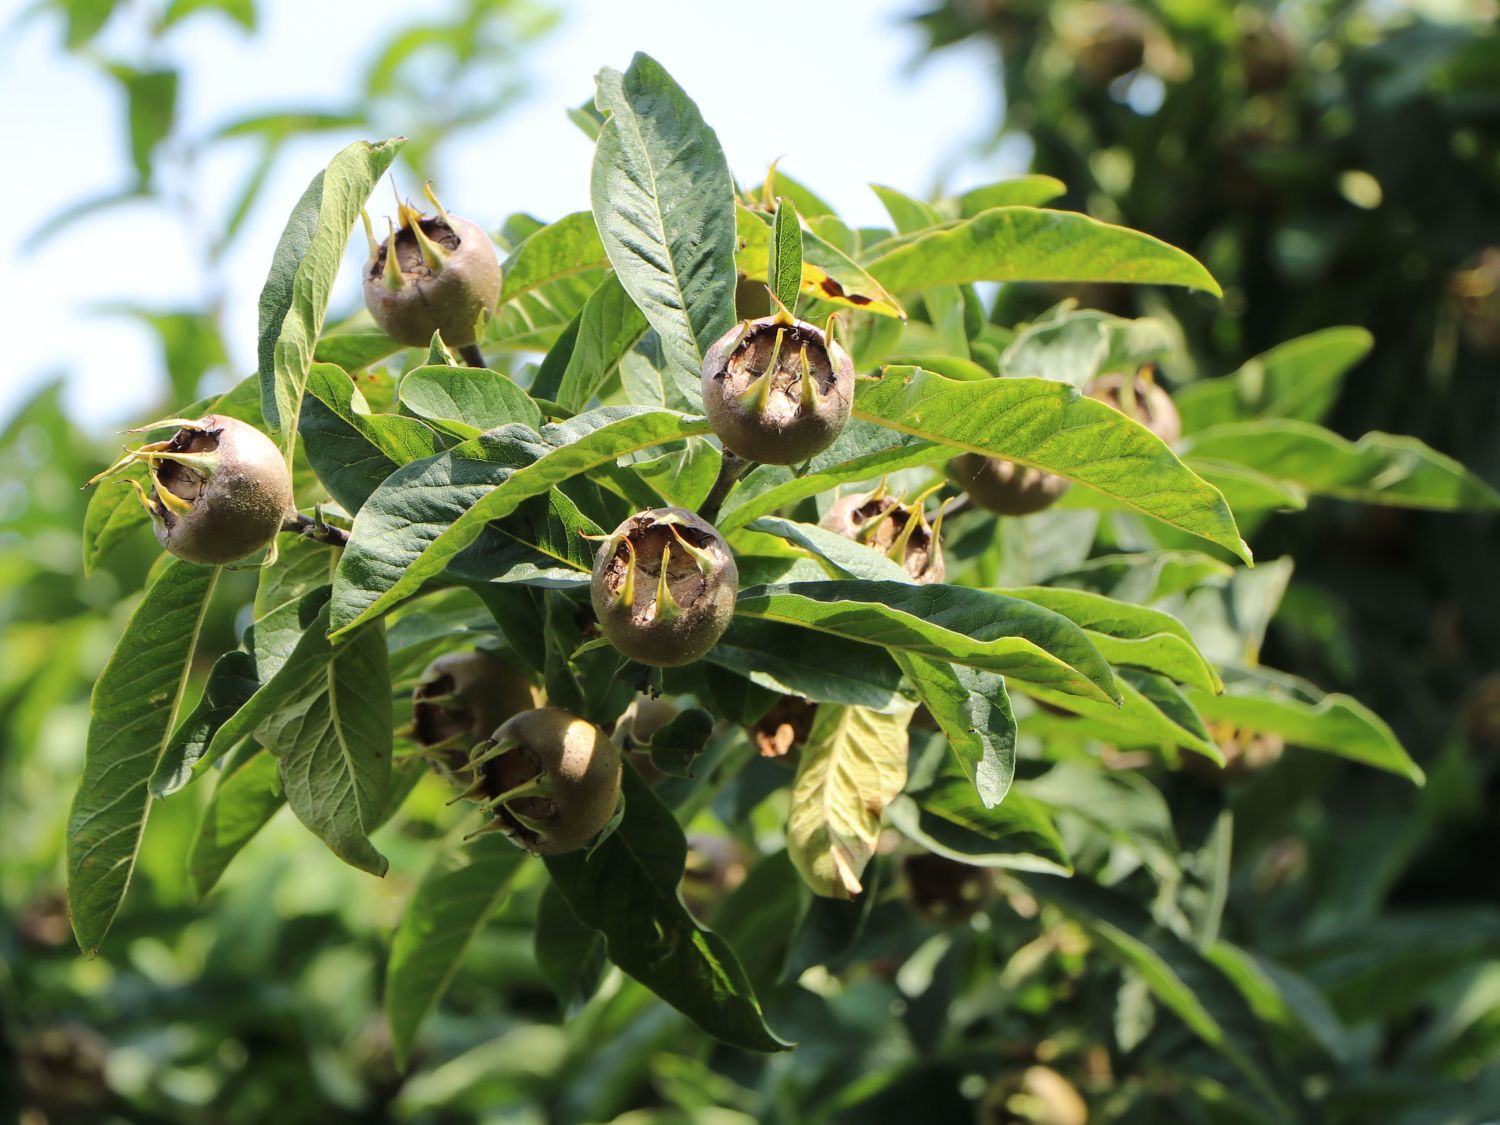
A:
1086 370 1182 446
590 508 738 668
820 490 947 583
412 650 537 772
484 707 621 856
151 416 293 565
363 214 501 347
950 454 1070 516
701 315 854 464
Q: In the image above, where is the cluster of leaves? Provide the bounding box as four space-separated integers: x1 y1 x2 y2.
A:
45 38 1500 1123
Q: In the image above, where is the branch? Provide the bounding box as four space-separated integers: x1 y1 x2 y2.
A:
698 452 752 525
282 511 350 549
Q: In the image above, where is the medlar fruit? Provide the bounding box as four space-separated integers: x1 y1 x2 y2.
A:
902 852 995 925
1085 368 1181 446
949 455 1070 516
701 312 854 464
590 508 737 667
87 414 293 565
750 695 817 759
820 483 949 583
464 707 622 856
412 650 538 774
362 184 501 348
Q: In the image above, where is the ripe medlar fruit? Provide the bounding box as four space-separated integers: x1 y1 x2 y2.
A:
902 852 995 925
590 508 737 667
87 414 293 565
412 650 538 774
362 184 501 348
950 455 1070 516
820 484 949 583
464 707 622 856
701 312 854 464
1085 368 1181 446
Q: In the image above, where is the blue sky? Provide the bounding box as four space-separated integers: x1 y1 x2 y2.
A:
1 0 1025 432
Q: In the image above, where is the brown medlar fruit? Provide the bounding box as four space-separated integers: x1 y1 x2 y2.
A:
1085 368 1181 446
412 650 537 774
590 508 738 667
950 455 1071 516
820 484 949 583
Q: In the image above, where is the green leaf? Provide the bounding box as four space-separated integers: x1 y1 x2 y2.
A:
187 744 285 900
534 882 607 1015
487 271 607 354
1187 669 1424 784
300 364 446 513
81 462 151 576
788 704 915 899
1208 942 1350 1062
1002 585 1222 692
67 559 219 954
1051 551 1234 603
767 197 804 315
1019 874 1295 1120
1001 308 1172 386
743 516 912 583
553 274 650 411
888 765 1070 874
1179 421 1500 510
592 54 737 402
256 138 404 463
253 606 393 874
865 207 1221 295
152 650 260 798
499 211 609 302
311 332 403 372
387 832 529 1069
111 66 177 181
854 367 1252 563
1188 460 1309 514
331 408 713 636
955 175 1068 215
397 364 543 436
704 619 906 710
1020 672 1222 762
1176 327 1373 431
545 766 788 1052
895 655 1016 808
735 205 905 319
718 419 950 533
735 581 1119 703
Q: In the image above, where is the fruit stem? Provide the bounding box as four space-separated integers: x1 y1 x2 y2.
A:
282 511 351 549
698 451 751 525
458 343 487 369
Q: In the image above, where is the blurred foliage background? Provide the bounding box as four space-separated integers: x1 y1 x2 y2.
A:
3 0 1499 1122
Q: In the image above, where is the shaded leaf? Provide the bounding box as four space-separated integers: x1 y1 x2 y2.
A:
1177 327 1373 431
187 744 285 899
889 766 1070 874
896 655 1016 808
397 364 542 435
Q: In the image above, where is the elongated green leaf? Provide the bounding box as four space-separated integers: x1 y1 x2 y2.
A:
1019 874 1294 1119
735 205 905 319
187 743 285 899
554 274 650 411
387 832 528 1068
81 462 151 576
855 367 1252 562
312 331 403 372
767 197 803 314
1002 585 1222 692
332 408 712 636
534 882 608 1015
743 516 912 583
300 364 445 513
1001 308 1171 386
1208 942 1350 1062
254 606 392 874
735 581 1119 703
1188 459 1308 513
1018 674 1222 762
889 766 1070 874
896 654 1016 808
704 619 905 710
718 419 950 532
152 650 259 798
592 54 737 402
499 210 610 302
487 270 607 354
955 175 1067 215
1051 551 1234 604
257 138 404 463
67 559 219 954
1180 421 1500 510
545 767 788 1052
1187 671 1423 784
1176 327 1373 431
397 364 542 435
788 704 915 899
864 207 1221 295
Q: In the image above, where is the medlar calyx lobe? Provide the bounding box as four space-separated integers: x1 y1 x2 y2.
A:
362 190 501 348
821 486 948 583
701 314 854 464
476 707 622 856
590 507 738 667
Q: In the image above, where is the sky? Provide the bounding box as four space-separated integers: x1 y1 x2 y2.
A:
0 0 1025 432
